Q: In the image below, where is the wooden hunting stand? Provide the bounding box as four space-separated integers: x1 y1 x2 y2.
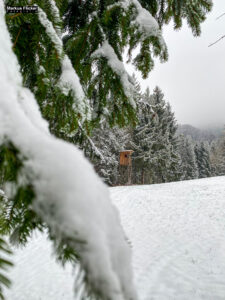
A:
119 150 133 185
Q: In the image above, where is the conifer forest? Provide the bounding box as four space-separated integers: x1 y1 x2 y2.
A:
1 1 225 300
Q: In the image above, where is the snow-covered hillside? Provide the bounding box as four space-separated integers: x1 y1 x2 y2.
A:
4 176 225 300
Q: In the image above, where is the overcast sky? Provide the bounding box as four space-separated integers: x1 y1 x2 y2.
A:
127 0 225 128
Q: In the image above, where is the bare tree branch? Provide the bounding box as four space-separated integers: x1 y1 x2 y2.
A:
208 35 225 47
216 13 225 20
208 12 225 47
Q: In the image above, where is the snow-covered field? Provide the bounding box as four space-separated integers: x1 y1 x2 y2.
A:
4 176 225 300
111 176 225 300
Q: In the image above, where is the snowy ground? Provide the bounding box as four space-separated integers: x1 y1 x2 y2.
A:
4 176 225 300
111 176 225 300
4 231 75 300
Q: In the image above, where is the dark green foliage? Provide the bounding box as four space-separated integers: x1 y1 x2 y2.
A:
88 57 137 127
0 185 43 245
4 0 212 141
139 0 212 35
5 0 86 143
0 237 13 300
0 143 22 184
0 143 38 244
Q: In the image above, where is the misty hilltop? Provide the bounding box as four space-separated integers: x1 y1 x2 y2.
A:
177 124 223 142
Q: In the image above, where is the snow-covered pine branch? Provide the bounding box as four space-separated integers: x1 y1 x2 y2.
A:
107 0 165 42
99 0 167 80
37 6 91 121
130 0 166 47
0 3 136 299
48 0 62 36
92 40 136 108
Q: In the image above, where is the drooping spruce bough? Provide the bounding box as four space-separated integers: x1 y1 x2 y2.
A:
0 235 13 300
0 0 212 299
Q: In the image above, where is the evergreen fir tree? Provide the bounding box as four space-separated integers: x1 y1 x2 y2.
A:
195 142 212 178
210 127 225 176
132 86 181 184
131 87 154 184
210 140 219 176
162 102 182 181
178 135 199 180
131 73 143 103
217 128 225 175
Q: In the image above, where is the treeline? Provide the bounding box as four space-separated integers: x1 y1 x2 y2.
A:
86 81 225 186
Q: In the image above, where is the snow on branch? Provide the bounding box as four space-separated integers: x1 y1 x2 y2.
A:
130 0 166 48
58 56 85 102
110 0 166 47
37 6 91 120
18 88 50 134
131 0 159 36
0 3 136 299
38 7 63 56
48 0 62 36
92 40 136 108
